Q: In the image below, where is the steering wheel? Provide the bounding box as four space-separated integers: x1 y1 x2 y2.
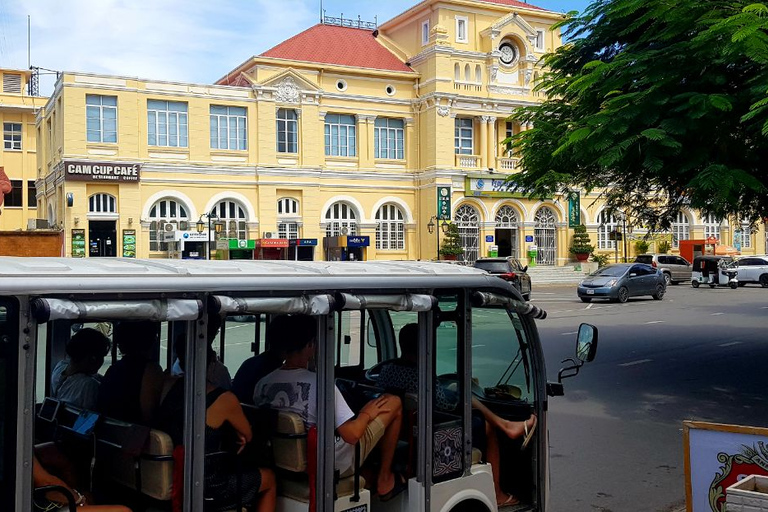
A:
364 360 392 382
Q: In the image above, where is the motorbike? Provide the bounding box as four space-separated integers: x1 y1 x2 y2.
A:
691 255 738 289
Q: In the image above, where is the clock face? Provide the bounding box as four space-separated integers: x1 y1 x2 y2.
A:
499 43 517 65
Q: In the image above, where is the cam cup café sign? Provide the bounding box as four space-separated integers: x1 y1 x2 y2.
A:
64 160 141 182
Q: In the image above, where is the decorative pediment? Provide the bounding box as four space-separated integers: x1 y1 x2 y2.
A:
257 68 322 104
482 12 537 38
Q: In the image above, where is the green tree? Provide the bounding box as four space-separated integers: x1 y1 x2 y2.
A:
506 0 768 231
439 223 465 258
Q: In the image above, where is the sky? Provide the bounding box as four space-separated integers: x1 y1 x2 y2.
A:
0 0 589 96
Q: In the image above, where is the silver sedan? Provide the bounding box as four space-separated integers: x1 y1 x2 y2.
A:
577 263 667 303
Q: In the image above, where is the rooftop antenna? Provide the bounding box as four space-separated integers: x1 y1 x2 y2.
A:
27 15 31 68
320 0 323 23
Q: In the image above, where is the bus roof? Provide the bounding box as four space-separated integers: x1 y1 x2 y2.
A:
0 257 516 296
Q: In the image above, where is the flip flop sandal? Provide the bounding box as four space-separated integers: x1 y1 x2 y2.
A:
379 472 408 502
521 417 537 451
498 493 520 507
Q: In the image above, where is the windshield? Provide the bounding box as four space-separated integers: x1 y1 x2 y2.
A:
475 261 508 273
590 266 628 277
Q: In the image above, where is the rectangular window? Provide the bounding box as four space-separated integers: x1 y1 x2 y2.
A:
276 108 298 153
3 123 21 150
278 222 299 239
27 181 37 209
210 105 247 150
5 180 23 207
456 16 468 43
454 118 474 155
324 114 357 157
374 118 405 160
535 29 545 51
147 100 188 147
736 225 752 248
86 95 118 143
422 20 430 45
505 121 514 156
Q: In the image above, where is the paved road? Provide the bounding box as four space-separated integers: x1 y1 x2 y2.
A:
531 283 768 512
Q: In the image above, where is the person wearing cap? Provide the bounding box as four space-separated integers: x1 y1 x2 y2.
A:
50 328 111 410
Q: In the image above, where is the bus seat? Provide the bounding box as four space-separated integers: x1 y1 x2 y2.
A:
100 425 175 501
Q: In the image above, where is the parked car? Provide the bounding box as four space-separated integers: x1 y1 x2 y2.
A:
577 263 666 303
634 253 692 285
730 255 768 287
474 257 532 300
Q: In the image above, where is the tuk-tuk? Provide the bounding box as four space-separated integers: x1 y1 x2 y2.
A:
691 255 738 288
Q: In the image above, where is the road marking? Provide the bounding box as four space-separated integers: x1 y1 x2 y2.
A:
619 359 653 367
586 303 593 309
718 342 741 347
762 307 768 309
561 331 577 336
711 312 724 316
644 321 664 324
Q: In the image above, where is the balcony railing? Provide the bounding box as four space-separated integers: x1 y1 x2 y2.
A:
453 81 483 92
497 157 520 171
455 154 480 168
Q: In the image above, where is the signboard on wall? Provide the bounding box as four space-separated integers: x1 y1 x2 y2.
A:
71 229 86 258
464 176 547 199
122 230 136 258
437 186 451 220
568 192 581 227
63 160 141 182
684 421 768 512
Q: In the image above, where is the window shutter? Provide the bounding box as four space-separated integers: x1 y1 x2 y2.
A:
3 74 22 93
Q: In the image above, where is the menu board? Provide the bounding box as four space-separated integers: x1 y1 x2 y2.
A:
122 230 136 258
71 229 86 258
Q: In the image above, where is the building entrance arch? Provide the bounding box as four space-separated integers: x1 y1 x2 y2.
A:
534 207 557 265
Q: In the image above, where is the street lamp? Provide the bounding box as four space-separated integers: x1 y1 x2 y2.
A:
196 211 222 260
427 215 450 260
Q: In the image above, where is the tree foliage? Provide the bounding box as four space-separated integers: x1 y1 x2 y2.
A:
507 0 768 230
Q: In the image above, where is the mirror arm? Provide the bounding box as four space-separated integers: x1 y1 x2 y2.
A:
557 357 584 383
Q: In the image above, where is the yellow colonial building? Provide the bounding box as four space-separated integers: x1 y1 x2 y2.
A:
1 69 47 231
32 0 767 262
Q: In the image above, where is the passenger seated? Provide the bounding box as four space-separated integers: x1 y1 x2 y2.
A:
50 328 110 410
254 314 406 502
377 323 537 508
170 314 231 390
33 453 132 511
96 321 164 426
231 317 287 405
157 336 276 512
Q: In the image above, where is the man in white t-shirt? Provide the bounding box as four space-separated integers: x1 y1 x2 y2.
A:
254 314 405 501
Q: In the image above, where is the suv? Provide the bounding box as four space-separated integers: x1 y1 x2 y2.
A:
473 257 532 300
634 254 691 285
730 255 768 287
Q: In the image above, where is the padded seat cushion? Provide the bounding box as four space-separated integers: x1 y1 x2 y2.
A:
272 411 307 472
110 429 174 501
278 474 365 502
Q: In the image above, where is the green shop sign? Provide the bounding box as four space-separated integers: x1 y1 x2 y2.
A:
464 176 549 199
228 239 256 250
568 192 581 228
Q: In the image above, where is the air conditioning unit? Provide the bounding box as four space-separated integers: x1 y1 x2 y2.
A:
163 222 176 232
27 219 50 230
263 231 274 239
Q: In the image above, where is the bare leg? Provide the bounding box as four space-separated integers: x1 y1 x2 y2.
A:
471 397 536 440
256 468 276 512
485 422 519 507
369 394 403 496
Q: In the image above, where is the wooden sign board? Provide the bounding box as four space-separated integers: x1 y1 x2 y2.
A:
683 420 768 512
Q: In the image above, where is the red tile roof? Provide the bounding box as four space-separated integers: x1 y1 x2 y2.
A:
479 0 547 10
260 24 413 73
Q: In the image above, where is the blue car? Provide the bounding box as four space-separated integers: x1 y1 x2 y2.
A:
577 263 666 303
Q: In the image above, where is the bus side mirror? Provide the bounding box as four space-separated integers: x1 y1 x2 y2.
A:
557 323 598 383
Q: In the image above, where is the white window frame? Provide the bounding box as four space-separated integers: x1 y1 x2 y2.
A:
374 118 405 160
375 204 405 251
149 199 189 252
702 213 721 241
212 200 248 240
422 20 430 46
210 105 247 150
455 118 474 155
88 193 116 213
324 114 357 157
671 212 690 248
455 16 468 43
147 100 188 148
535 29 545 52
277 197 301 240
86 95 118 144
276 108 298 154
3 122 21 150
325 202 358 237
597 210 617 250
735 223 752 249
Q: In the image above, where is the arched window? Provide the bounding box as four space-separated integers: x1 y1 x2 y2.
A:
495 205 519 258
454 63 460 81
597 210 617 250
89 193 116 213
278 197 300 239
464 64 471 82
455 204 480 263
375 204 405 251
149 198 189 252
671 212 690 248
325 202 358 237
534 207 557 265
702 213 721 241
474 65 482 83
211 200 247 240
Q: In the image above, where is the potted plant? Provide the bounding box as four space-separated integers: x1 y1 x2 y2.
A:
634 239 650 255
569 225 594 262
439 223 465 260
657 240 670 254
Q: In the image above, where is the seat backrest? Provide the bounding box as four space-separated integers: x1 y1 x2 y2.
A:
271 410 308 472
